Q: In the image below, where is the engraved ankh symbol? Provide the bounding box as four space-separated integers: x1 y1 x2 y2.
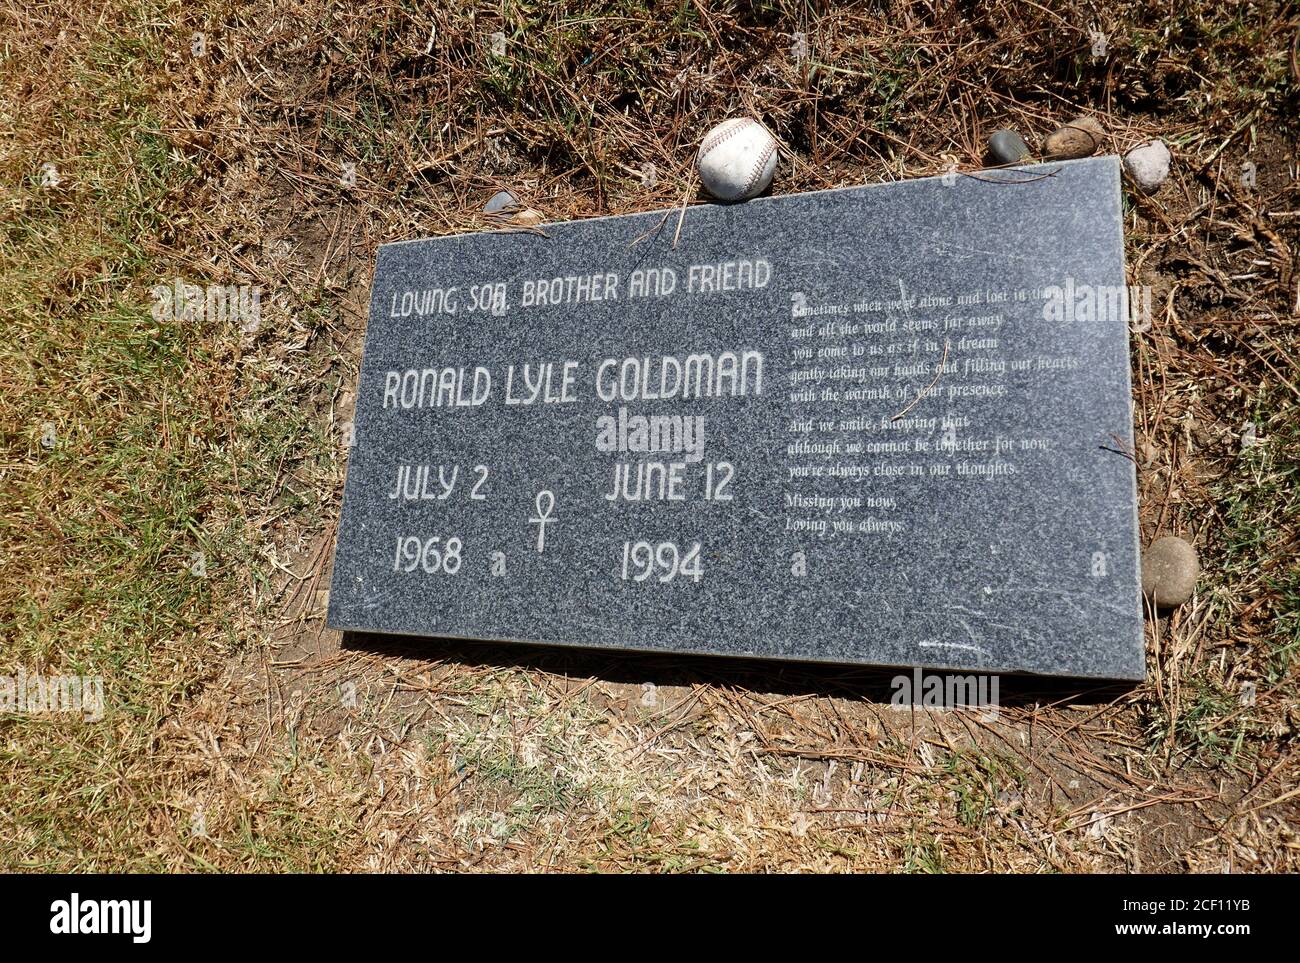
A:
529 490 555 553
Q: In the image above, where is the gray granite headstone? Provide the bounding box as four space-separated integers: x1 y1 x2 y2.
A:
328 156 1144 681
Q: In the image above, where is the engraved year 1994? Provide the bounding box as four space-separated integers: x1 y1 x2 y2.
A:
619 540 703 583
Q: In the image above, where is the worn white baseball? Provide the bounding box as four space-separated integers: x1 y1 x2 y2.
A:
696 117 778 202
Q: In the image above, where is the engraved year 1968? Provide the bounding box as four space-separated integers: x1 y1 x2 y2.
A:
393 535 465 574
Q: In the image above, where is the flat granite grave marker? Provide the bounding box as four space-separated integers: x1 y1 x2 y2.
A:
328 156 1144 681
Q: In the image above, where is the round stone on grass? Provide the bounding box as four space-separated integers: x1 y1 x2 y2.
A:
1044 116 1106 160
1141 536 1199 607
988 128 1030 165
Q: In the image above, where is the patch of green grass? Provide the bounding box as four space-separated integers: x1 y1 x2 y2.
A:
902 829 945 874
944 748 1025 829
1164 390 1300 762
0 6 327 871
224 774 359 872
1269 570 1300 683
440 678 616 843
586 807 727 872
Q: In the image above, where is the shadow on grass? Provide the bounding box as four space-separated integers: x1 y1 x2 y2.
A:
341 630 1137 708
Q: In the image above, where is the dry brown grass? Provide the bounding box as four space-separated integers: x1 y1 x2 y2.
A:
2 0 1297 871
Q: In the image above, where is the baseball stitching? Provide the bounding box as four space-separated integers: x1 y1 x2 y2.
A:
742 141 776 198
697 117 752 158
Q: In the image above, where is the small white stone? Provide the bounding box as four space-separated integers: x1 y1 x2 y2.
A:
1123 139 1171 194
696 117 778 202
484 189 519 215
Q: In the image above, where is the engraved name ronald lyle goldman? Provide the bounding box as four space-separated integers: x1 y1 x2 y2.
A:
382 349 763 506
